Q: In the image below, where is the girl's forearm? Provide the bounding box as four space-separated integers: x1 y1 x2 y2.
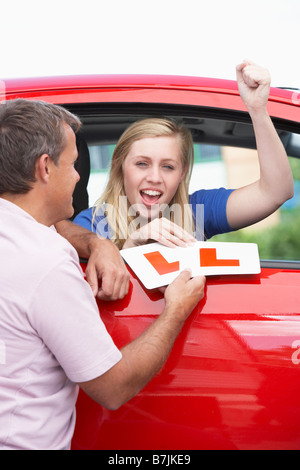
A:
250 108 294 204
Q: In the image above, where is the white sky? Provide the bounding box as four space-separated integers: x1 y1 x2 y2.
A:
1 0 299 87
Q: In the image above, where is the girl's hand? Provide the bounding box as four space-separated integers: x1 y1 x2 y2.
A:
236 60 271 113
123 217 196 249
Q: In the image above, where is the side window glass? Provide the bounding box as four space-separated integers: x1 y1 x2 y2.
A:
87 140 300 263
212 144 300 262
87 144 115 206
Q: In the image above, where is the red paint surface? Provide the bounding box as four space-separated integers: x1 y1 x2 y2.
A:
2 75 299 122
72 266 300 450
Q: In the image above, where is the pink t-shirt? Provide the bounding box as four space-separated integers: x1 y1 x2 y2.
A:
0 199 122 450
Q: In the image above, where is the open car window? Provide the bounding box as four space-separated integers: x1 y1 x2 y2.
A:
211 148 300 265
67 102 300 266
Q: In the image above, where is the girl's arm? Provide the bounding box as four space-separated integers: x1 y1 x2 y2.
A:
226 61 294 230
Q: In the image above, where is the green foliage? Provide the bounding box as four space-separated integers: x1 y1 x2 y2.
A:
213 157 300 261
213 209 300 261
289 157 300 181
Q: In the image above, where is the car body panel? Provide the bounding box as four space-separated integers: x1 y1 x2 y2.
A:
1 74 300 449
2 75 300 122
72 265 300 450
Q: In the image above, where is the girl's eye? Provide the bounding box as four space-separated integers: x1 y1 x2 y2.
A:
135 162 175 170
136 162 148 167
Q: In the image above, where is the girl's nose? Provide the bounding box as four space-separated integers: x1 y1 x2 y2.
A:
146 165 162 183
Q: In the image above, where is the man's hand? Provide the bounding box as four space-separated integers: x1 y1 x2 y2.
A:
86 237 130 300
236 60 271 113
79 269 206 410
164 270 206 320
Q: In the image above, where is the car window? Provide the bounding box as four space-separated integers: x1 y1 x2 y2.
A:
87 140 300 264
70 101 300 266
88 144 115 206
87 142 226 204
212 148 300 264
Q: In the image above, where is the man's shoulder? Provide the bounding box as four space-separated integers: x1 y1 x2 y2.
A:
0 204 79 271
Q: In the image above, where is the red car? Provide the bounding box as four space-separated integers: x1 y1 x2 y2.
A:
2 75 300 450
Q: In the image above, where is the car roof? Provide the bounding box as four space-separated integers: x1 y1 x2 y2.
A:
2 74 299 120
2 75 300 157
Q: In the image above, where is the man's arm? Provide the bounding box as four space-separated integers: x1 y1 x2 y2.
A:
55 220 130 300
79 270 206 410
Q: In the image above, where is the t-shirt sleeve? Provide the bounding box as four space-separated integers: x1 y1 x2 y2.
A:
73 208 96 233
73 207 112 240
29 257 122 383
189 188 235 239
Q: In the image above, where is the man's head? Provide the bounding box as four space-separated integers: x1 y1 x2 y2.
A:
0 99 82 224
0 99 81 195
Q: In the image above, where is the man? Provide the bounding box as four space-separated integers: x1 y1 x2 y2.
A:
55 219 130 301
0 99 206 450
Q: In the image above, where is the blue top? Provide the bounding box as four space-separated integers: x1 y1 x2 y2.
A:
73 188 234 241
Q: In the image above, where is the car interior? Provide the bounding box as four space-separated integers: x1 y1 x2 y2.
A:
67 102 300 151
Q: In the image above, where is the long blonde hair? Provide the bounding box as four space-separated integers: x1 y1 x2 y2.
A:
93 118 195 249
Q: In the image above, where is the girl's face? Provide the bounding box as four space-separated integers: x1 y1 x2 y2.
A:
122 135 187 221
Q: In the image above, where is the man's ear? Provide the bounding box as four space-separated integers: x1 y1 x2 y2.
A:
36 154 51 184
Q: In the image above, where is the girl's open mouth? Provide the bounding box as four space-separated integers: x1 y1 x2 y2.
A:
140 189 163 206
